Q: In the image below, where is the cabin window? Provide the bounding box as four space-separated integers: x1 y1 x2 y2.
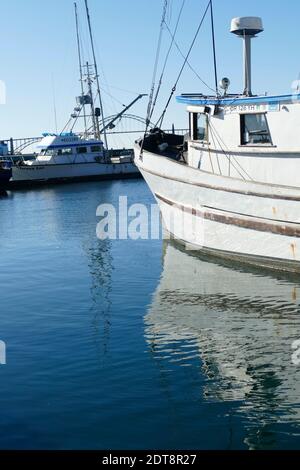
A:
44 149 58 156
61 148 73 155
240 113 272 145
91 146 102 153
191 113 208 141
77 146 87 154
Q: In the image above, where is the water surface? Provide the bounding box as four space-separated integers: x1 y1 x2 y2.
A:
0 180 300 450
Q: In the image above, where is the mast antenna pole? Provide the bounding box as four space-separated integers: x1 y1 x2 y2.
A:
210 0 219 96
86 62 97 137
84 0 108 149
74 2 87 135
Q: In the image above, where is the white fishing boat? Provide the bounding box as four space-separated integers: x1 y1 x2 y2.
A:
12 132 138 184
135 9 300 272
11 0 142 186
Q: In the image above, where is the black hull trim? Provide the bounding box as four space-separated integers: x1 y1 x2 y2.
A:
165 230 300 273
5 172 142 190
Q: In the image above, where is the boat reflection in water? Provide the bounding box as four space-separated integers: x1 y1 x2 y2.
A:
145 241 300 449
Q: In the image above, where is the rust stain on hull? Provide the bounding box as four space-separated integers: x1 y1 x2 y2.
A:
156 193 300 239
291 243 297 259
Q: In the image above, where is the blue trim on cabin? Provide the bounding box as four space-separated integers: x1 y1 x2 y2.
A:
176 93 300 107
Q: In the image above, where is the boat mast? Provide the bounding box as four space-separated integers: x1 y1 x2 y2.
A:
84 0 108 148
74 2 88 135
85 62 98 138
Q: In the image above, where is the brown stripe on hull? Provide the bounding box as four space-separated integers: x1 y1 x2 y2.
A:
155 193 300 238
141 165 300 202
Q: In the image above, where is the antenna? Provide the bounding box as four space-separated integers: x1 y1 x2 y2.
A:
74 2 87 135
84 0 108 148
210 1 219 96
231 17 264 96
51 75 58 134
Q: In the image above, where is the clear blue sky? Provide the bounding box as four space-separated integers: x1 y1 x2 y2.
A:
0 0 299 145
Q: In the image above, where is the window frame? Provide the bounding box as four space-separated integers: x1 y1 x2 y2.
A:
240 112 273 147
60 148 73 156
76 146 88 154
191 112 209 142
91 145 102 153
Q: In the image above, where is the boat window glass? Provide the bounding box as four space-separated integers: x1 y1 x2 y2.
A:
44 149 58 156
192 113 208 141
77 147 87 154
241 113 272 145
91 146 102 153
61 148 73 155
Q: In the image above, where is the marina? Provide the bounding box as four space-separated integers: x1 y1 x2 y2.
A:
1 0 300 458
0 1 147 188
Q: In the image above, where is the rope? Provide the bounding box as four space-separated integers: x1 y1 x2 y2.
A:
208 119 253 181
146 0 169 129
163 21 216 93
140 0 169 157
149 0 187 123
156 0 212 128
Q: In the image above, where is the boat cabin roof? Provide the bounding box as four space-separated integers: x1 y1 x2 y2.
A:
37 133 103 150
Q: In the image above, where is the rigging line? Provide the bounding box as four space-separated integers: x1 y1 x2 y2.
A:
93 40 119 117
146 0 169 127
208 122 246 180
70 105 84 132
209 120 253 180
163 21 216 93
102 84 141 96
209 122 246 179
209 122 222 174
60 117 73 135
98 88 125 108
51 75 58 135
74 2 87 133
149 0 186 122
84 0 108 147
140 0 169 157
210 0 219 96
156 0 212 128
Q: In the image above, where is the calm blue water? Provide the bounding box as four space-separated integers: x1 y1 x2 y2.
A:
0 180 300 450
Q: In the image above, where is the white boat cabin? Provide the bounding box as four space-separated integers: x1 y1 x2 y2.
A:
178 93 300 187
30 132 104 165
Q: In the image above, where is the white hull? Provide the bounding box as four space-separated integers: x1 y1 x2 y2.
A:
135 147 300 271
12 161 139 183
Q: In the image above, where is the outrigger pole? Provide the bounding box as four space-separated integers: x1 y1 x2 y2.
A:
84 0 108 149
100 94 147 134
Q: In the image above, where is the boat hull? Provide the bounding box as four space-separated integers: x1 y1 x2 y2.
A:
0 168 12 187
10 161 140 187
135 146 300 272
